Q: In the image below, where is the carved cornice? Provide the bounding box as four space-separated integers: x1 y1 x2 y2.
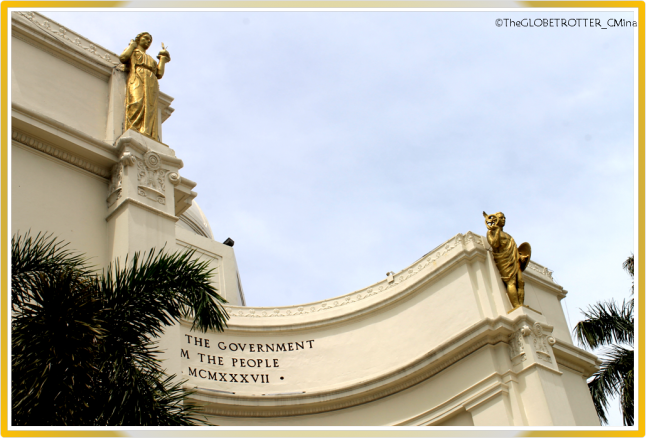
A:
173 176 198 217
14 11 118 68
12 129 111 178
12 102 117 161
524 274 567 300
179 175 197 190
552 339 600 377
527 260 554 281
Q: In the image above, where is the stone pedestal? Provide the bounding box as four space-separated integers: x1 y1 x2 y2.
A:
505 306 577 426
105 129 196 263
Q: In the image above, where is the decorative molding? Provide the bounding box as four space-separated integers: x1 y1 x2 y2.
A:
12 129 111 178
527 260 554 282
143 150 162 171
107 167 122 207
531 322 556 364
12 102 117 158
168 172 181 186
508 321 557 366
552 339 600 377
180 175 198 190
16 11 119 67
107 152 136 207
136 151 168 204
508 325 529 366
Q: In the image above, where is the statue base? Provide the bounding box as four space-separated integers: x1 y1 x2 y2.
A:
507 304 542 315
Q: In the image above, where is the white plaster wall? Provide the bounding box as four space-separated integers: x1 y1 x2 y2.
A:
527 281 573 343
178 265 483 396
175 227 244 306
11 143 109 268
515 365 577 426
11 37 109 141
106 202 177 261
201 346 510 426
558 365 602 426
521 278 544 312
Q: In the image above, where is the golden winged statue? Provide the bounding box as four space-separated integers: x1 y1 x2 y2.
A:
483 211 531 310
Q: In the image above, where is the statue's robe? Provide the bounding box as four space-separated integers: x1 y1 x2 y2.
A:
492 232 521 283
124 48 160 140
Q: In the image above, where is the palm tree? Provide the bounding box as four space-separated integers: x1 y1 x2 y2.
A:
573 255 634 426
11 232 229 425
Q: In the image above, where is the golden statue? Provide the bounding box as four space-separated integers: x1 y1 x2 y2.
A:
119 32 170 141
483 212 531 310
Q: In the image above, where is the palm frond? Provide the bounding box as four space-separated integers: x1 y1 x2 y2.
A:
621 368 634 426
12 268 105 425
623 254 634 295
574 255 635 426
12 232 226 426
574 300 634 349
11 232 91 310
586 345 634 425
623 254 634 278
99 247 229 340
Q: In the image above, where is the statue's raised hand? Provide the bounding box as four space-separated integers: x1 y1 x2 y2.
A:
483 212 498 230
157 43 170 62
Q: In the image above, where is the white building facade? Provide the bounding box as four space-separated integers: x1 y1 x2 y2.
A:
10 11 600 427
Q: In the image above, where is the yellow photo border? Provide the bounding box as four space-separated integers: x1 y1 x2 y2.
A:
1 1 643 437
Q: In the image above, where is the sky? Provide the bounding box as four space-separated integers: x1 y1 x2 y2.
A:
28 6 637 426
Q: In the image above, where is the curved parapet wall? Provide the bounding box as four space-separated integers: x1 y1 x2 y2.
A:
222 232 558 329
163 231 600 426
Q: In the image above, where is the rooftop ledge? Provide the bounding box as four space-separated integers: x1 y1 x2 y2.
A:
222 231 561 329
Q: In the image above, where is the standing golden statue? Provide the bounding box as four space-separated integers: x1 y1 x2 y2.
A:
119 32 170 141
483 212 531 310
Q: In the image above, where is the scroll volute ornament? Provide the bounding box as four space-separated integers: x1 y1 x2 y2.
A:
119 33 170 141
483 212 531 310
